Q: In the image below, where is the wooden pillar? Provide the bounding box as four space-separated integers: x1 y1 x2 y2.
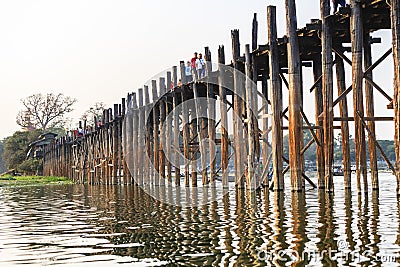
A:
132 93 138 184
191 83 198 187
268 5 284 191
391 0 400 195
335 55 352 188
312 55 325 187
166 72 173 183
206 47 216 185
285 0 303 191
180 62 190 187
261 75 269 187
152 80 160 185
364 33 378 190
138 88 145 184
172 66 181 186
113 104 119 184
159 77 166 186
245 44 256 189
231 29 245 188
350 0 367 193
125 93 133 183
321 0 334 191
218 45 229 188
252 13 258 51
144 85 151 184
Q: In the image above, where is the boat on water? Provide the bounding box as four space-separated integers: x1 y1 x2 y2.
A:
333 165 344 176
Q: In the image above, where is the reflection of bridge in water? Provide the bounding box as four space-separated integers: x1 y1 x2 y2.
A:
43 0 399 195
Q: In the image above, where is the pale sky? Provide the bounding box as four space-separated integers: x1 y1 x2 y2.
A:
0 0 395 140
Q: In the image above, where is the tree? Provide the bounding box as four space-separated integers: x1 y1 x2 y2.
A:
16 93 76 131
0 139 6 173
81 102 105 126
2 130 43 174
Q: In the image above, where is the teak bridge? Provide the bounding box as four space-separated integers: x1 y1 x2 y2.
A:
43 0 400 195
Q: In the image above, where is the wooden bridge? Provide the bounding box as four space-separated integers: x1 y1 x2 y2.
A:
43 0 400 195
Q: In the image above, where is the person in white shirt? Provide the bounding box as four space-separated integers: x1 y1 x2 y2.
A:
185 61 192 82
196 53 206 79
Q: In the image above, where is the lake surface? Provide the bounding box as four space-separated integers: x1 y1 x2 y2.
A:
0 173 399 266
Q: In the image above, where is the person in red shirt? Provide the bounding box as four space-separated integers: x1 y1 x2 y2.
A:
191 52 198 81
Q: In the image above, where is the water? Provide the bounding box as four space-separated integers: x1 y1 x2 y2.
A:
0 173 399 266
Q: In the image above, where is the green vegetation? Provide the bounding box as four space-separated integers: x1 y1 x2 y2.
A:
2 129 43 174
0 175 72 187
0 139 5 173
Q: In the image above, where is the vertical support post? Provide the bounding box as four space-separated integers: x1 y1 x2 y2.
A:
138 89 144 185
335 55 352 188
231 29 245 188
312 55 325 187
132 93 138 184
268 5 284 191
391 0 400 195
159 77 166 186
205 47 216 185
125 93 133 183
364 33 378 190
172 66 181 186
144 85 151 183
190 84 198 187
180 62 190 187
113 104 119 184
261 75 269 187
350 0 367 193
285 0 303 191
321 0 334 191
152 80 160 185
218 45 229 188
245 44 256 189
252 13 258 51
166 72 173 183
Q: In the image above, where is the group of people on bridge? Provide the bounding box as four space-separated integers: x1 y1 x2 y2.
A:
185 52 207 82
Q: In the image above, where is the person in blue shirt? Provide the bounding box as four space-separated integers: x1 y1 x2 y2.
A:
332 0 346 13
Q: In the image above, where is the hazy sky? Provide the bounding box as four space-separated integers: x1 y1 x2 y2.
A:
0 0 395 140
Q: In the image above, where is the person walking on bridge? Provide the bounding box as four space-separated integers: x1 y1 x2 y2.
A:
332 0 346 14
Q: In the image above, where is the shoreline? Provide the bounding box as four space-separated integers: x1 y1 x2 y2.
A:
0 175 73 187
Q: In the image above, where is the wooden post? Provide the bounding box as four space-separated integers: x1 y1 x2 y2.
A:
285 0 303 191
125 93 133 183
144 85 151 184
113 104 119 184
131 93 138 184
206 47 216 185
191 83 199 187
166 72 173 183
391 0 400 195
268 5 284 191
335 55 352 189
312 55 325 188
245 44 256 189
159 77 166 186
364 33 378 190
321 0 334 191
179 63 190 187
350 0 368 193
152 80 160 185
218 45 229 188
172 66 181 186
261 75 269 187
252 13 258 51
138 89 144 185
231 29 245 188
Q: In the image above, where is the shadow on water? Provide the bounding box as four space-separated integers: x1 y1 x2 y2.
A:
0 173 399 266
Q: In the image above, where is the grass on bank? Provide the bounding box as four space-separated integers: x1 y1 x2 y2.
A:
0 175 73 187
